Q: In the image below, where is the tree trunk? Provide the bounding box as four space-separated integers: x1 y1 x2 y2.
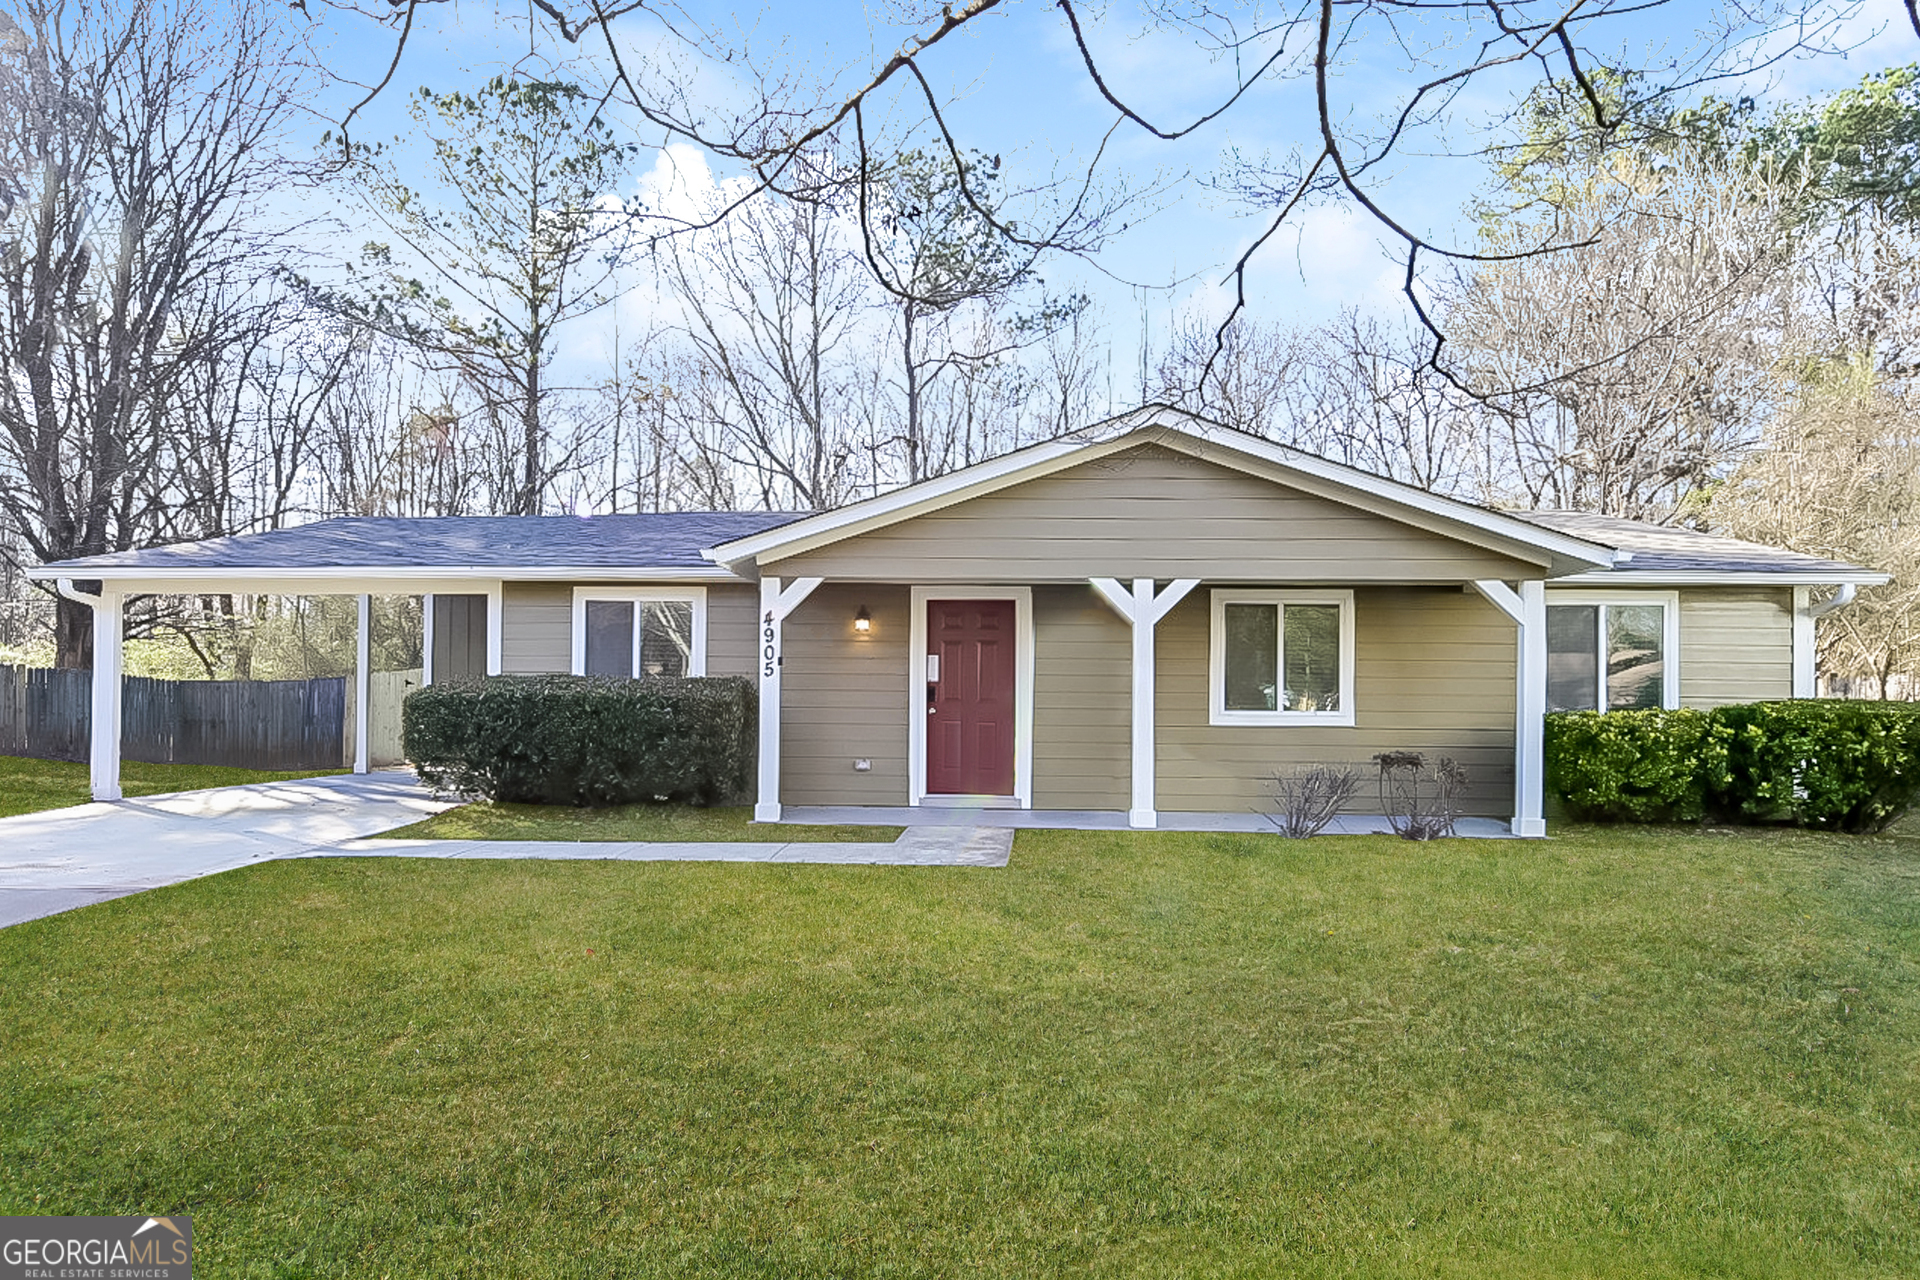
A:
55 595 93 670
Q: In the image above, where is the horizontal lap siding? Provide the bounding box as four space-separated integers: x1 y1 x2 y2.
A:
707 583 759 677
768 445 1539 582
1033 585 1130 809
500 580 759 678
1680 586 1793 708
502 583 571 674
1156 586 1517 817
781 583 910 805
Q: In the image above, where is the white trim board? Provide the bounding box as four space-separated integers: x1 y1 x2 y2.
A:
907 586 1035 809
570 585 709 677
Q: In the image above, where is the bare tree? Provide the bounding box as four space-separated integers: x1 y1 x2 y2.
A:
1706 361 1920 696
657 166 872 510
0 0 308 666
332 74 639 514
1444 145 1801 520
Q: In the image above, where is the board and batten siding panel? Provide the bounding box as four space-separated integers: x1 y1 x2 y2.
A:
1679 586 1794 708
706 582 760 678
1156 586 1518 817
767 444 1541 583
429 594 488 682
501 583 572 674
779 583 910 805
1033 584 1131 810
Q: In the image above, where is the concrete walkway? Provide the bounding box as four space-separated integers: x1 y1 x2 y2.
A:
0 773 1013 930
332 823 1014 866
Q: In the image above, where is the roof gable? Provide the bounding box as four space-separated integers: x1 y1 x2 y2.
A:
708 407 1619 575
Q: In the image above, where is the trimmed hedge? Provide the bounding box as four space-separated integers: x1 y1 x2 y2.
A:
1543 708 1731 823
1546 700 1920 833
402 675 756 807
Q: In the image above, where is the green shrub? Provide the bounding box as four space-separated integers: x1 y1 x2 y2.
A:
1545 708 1731 822
402 675 756 806
1545 700 1920 833
1711 700 1920 833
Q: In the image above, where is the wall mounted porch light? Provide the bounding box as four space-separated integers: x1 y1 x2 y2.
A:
853 605 872 634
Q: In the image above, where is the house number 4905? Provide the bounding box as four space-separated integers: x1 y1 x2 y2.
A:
762 611 778 678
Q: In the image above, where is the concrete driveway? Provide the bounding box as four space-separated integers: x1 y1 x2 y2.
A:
0 772 1016 931
0 771 452 929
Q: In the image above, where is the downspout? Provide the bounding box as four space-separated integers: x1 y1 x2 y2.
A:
1807 583 1857 620
1793 584 1859 699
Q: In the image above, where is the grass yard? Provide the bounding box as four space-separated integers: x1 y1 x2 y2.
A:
385 800 901 843
0 754 346 818
2 824 1918 1277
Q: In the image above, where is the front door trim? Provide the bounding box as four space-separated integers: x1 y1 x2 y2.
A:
908 585 1033 809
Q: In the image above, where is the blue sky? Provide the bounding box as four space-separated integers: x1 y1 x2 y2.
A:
303 0 1920 366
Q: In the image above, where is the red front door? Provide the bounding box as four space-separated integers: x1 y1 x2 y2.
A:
926 599 1017 796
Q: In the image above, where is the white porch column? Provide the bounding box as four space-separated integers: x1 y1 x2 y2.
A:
56 580 122 802
353 593 371 775
754 574 824 823
1471 579 1547 838
1515 580 1547 837
91 591 124 802
421 592 435 687
1092 576 1199 829
484 582 504 675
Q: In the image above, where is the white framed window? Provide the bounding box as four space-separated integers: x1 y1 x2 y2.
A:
570 587 708 678
1208 589 1356 726
1545 590 1680 712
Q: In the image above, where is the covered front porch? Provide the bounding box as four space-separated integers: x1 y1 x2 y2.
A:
751 573 1552 837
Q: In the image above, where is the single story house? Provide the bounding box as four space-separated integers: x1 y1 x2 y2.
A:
29 407 1889 835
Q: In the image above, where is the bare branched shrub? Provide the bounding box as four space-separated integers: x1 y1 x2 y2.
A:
1264 764 1365 839
1373 751 1470 840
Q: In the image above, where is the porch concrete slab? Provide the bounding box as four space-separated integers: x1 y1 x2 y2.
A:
0 771 455 928
780 807 1518 838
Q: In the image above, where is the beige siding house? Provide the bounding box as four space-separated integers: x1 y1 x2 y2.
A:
31 408 1888 833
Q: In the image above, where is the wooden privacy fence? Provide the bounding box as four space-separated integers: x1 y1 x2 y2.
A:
0 665 348 770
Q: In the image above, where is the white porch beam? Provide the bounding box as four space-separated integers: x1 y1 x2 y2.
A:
1475 579 1546 836
353 593 371 775
60 579 122 802
1119 577 1200 830
754 575 824 823
1089 577 1135 624
484 582 504 675
421 592 435 687
1469 578 1526 626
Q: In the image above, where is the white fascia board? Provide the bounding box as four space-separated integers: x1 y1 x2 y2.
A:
1553 569 1890 587
702 436 1120 568
25 564 745 587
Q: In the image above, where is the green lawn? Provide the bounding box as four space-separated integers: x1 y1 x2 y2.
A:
0 754 346 818
3 824 1917 1277
385 800 901 843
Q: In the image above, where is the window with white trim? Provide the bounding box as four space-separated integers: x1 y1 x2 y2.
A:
1545 593 1678 711
1209 589 1355 725
571 588 707 678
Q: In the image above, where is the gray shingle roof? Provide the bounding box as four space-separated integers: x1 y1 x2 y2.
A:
42 513 809 574
1512 510 1876 578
